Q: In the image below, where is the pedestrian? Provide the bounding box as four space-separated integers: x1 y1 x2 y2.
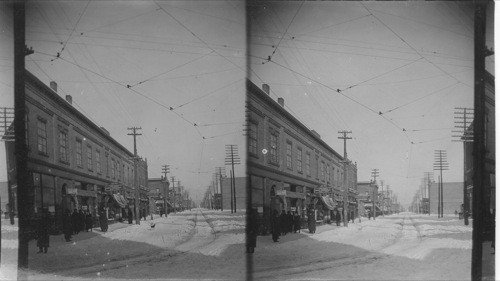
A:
128 208 133 224
280 210 288 236
271 209 281 242
98 206 108 232
335 210 341 226
71 209 80 235
351 211 355 223
36 208 50 253
160 208 164 217
85 211 93 232
79 209 86 232
62 209 73 242
247 209 257 253
294 212 301 233
307 208 316 234
287 211 294 233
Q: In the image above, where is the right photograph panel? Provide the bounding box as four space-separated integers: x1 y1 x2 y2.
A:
247 1 494 280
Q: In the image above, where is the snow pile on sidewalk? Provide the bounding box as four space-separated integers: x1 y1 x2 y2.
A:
211 220 245 232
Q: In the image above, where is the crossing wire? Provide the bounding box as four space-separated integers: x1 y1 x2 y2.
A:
265 0 305 63
57 0 91 59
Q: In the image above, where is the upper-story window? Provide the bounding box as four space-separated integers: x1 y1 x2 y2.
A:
249 122 258 156
297 148 303 173
76 139 83 167
37 118 48 155
326 164 330 183
111 158 115 179
58 130 68 163
269 131 279 164
87 145 93 171
320 161 325 182
305 152 311 176
286 141 292 169
96 150 101 174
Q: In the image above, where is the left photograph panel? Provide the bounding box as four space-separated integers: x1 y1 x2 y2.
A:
2 1 247 280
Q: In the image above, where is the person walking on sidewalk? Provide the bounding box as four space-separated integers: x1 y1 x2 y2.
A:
287 211 294 233
335 210 341 226
63 209 72 242
128 208 133 224
280 210 288 236
71 209 80 235
307 207 316 234
85 211 93 232
271 209 281 242
37 208 50 253
293 212 301 233
98 206 108 232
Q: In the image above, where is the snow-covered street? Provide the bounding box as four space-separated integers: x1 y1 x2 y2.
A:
1 208 247 280
251 213 474 280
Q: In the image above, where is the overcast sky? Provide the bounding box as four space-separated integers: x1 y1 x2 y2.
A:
248 1 494 207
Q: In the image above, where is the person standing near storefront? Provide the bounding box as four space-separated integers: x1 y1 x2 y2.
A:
128 208 133 224
287 211 294 233
307 207 316 234
78 209 86 232
85 211 93 232
98 206 108 232
280 210 288 236
271 209 281 242
62 209 72 242
72 209 80 235
335 209 341 226
293 212 301 233
36 208 50 253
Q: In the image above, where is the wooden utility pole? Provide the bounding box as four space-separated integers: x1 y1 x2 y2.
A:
0 107 15 225
128 127 142 224
452 107 473 226
472 2 488 279
225 145 240 213
15 1 31 270
170 176 176 213
162 165 169 217
433 150 448 218
216 167 225 211
371 169 379 220
338 131 352 226
424 172 433 216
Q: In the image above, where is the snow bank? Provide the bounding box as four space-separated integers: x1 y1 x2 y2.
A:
211 220 246 232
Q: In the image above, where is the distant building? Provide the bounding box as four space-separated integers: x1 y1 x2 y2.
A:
357 181 379 217
221 176 246 210
148 177 170 214
429 182 463 215
247 80 357 232
6 70 149 234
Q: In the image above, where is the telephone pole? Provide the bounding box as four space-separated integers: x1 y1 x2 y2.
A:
170 176 176 213
371 169 379 220
380 180 385 217
216 167 226 211
0 108 15 225
424 172 433 216
162 165 170 217
433 150 448 218
225 145 240 213
128 127 142 224
452 107 473 226
338 131 352 226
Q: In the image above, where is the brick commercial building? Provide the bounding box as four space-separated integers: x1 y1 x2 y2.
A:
7 70 149 235
247 80 357 233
